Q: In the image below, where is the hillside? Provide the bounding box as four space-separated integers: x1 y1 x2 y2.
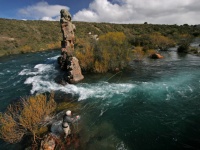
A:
0 18 200 57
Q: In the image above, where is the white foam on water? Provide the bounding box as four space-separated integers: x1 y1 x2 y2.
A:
19 54 136 100
21 61 196 102
19 64 54 75
24 74 136 101
19 69 36 75
34 64 54 73
19 56 135 101
78 82 135 100
188 86 193 92
19 55 59 76
20 54 199 103
116 141 127 150
99 109 108 117
137 71 198 101
47 55 59 61
19 56 135 100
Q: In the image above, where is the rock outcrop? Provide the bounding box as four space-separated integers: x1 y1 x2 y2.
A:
40 111 81 150
57 9 84 83
149 53 164 59
40 134 56 150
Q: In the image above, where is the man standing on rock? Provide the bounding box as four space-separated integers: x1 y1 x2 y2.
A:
62 110 80 137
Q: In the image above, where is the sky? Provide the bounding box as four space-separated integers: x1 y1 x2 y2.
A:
0 0 199 25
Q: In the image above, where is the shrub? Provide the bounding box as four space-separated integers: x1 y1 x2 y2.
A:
149 32 175 50
177 43 190 53
132 47 145 61
75 38 95 71
75 32 131 73
94 32 130 72
0 93 56 143
133 33 175 50
146 49 157 56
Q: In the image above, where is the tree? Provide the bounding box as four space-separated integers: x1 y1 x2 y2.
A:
177 42 190 53
0 93 56 144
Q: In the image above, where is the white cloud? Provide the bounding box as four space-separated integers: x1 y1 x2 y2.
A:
73 0 200 24
41 16 54 21
18 1 69 21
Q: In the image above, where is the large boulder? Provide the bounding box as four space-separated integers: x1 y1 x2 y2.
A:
50 120 64 135
149 53 164 59
69 57 84 83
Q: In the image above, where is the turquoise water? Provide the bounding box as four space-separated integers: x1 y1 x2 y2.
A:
0 49 200 149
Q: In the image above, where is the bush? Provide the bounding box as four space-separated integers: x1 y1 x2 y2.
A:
149 32 175 50
177 41 190 53
75 32 131 73
94 32 130 72
134 32 175 50
75 38 95 71
0 93 56 143
132 47 145 61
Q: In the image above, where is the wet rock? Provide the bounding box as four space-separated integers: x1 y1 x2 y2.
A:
50 120 64 136
69 57 84 83
40 134 56 150
150 53 164 59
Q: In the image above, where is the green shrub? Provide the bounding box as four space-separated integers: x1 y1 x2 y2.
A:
177 43 190 53
75 32 131 73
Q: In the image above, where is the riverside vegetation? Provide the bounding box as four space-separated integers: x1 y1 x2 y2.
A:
0 93 56 145
1 18 200 149
0 18 200 72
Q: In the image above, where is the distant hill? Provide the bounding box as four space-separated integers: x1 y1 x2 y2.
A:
0 18 199 57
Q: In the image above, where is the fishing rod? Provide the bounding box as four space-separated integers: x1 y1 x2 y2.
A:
106 71 122 82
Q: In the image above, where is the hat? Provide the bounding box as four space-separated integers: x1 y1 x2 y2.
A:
66 110 71 116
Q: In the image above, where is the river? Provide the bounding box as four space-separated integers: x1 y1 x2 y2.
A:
0 48 200 150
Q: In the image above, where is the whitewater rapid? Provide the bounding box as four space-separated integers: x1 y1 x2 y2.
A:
18 54 198 103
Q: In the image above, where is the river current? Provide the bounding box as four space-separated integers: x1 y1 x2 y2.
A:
0 48 200 150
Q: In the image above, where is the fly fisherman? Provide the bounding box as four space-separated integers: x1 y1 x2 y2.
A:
62 110 80 137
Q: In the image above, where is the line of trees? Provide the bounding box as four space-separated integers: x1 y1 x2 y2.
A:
75 31 187 72
0 18 200 57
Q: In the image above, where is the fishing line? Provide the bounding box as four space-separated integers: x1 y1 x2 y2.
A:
116 71 123 83
106 71 122 82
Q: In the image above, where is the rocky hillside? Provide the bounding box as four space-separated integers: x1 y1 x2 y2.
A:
0 18 200 57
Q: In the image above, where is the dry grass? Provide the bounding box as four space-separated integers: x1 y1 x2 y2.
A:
0 93 56 143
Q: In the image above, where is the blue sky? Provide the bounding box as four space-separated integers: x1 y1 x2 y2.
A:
0 0 92 20
0 0 200 24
